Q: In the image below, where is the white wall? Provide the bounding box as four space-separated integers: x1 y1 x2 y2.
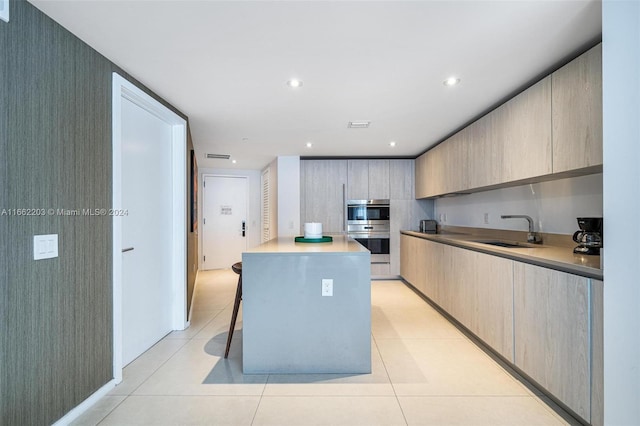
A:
434 174 603 235
198 167 262 267
276 156 301 237
602 1 640 423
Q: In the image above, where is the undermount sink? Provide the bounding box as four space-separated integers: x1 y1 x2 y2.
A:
474 240 539 248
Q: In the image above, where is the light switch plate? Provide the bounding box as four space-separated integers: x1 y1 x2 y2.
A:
33 234 58 260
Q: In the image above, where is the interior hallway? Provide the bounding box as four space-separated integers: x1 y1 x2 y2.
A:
72 270 576 425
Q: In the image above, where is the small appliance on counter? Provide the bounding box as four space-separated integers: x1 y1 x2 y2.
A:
573 217 603 255
420 220 437 234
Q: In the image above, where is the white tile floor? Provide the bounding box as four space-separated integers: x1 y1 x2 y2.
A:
72 269 575 426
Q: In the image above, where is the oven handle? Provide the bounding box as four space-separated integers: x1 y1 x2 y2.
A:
348 233 390 239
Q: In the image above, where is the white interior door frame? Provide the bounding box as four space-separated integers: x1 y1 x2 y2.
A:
112 73 187 382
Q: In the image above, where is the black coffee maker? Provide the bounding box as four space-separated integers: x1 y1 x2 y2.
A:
573 217 603 255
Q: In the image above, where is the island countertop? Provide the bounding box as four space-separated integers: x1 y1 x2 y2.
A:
245 235 369 254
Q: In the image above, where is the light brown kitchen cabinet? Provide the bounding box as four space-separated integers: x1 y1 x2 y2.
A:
401 233 601 424
401 235 514 361
442 131 468 194
347 159 390 200
390 159 414 200
347 160 369 200
591 279 604 426
400 233 427 292
414 45 601 199
552 44 603 173
414 142 446 198
300 160 347 233
492 76 553 183
513 263 590 421
368 160 390 200
414 151 429 198
435 244 514 361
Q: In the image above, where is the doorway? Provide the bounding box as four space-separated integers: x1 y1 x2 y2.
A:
202 175 248 270
112 74 187 378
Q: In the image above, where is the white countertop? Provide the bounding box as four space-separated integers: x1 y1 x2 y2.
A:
245 235 369 254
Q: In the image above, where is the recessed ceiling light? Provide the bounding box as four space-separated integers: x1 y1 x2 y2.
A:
287 79 303 88
306 142 313 148
232 160 237 164
389 141 397 147
443 77 461 86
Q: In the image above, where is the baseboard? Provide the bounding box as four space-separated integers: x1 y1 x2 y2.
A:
52 379 117 426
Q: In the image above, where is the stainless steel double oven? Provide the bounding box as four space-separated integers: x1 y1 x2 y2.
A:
346 199 390 264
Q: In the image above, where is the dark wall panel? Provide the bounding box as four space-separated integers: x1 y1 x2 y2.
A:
1 2 113 424
187 128 198 316
0 11 9 425
0 1 195 424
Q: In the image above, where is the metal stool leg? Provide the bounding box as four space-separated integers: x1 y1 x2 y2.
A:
224 272 242 358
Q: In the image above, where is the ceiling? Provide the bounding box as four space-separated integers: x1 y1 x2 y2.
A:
29 0 602 171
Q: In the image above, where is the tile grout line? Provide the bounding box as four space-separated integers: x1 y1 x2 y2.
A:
104 272 237 418
371 333 409 426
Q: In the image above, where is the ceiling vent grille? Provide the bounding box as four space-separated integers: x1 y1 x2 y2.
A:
206 153 231 159
348 121 370 129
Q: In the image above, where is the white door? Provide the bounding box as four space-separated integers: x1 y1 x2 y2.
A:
202 176 248 269
120 97 174 365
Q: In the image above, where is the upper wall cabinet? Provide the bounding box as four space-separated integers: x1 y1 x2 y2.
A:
389 159 414 200
347 159 389 200
415 44 602 199
492 76 553 184
301 160 347 233
552 44 603 173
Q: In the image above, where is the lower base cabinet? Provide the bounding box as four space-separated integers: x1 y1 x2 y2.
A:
400 235 513 361
400 234 602 425
514 263 591 422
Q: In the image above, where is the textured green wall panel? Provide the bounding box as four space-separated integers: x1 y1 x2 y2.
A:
0 1 195 424
1 2 113 424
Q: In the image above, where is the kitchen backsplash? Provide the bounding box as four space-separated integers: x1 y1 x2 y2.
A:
434 173 603 235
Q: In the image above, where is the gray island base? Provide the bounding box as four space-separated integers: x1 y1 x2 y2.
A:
242 236 371 374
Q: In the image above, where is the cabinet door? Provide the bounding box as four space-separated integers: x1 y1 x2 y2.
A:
443 131 467 194
347 160 368 200
467 250 514 361
368 160 390 200
427 144 445 196
468 114 500 189
493 76 553 183
591 279 603 426
301 160 347 233
390 159 414 200
391 201 411 276
400 234 423 290
414 153 429 199
514 263 590 420
552 44 603 173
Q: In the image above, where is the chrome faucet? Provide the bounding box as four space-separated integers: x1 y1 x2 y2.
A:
500 215 543 244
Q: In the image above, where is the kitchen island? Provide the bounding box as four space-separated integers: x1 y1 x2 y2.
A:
241 235 371 374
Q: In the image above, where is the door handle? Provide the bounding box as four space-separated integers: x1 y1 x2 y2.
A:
242 220 246 237
122 247 134 253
